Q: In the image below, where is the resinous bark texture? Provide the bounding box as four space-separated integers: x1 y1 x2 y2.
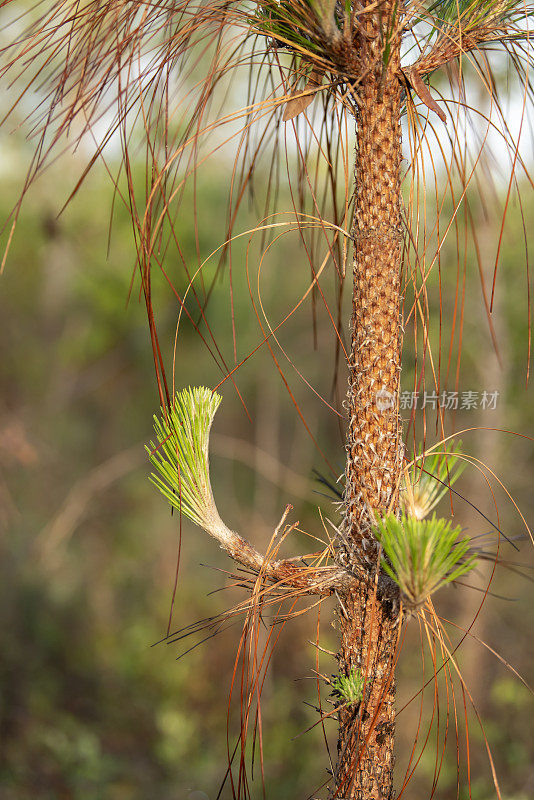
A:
335 2 404 797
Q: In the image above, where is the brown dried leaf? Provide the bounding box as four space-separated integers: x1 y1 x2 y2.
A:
407 69 447 123
282 69 323 122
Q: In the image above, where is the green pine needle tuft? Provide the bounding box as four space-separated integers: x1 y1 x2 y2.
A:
374 513 477 609
331 668 364 705
402 442 465 520
428 0 522 30
146 387 222 529
254 0 340 57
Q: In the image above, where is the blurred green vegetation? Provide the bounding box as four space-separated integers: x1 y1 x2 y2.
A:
1 141 533 800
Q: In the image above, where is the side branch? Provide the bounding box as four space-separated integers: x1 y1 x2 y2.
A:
405 23 516 79
147 386 357 597
199 502 358 595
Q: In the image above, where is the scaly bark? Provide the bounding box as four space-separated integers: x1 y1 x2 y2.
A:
335 583 399 799
334 3 404 797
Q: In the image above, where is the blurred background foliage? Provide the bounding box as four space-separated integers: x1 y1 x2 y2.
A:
1 106 534 800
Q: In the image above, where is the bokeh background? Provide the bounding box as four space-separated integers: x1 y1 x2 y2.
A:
1 65 534 800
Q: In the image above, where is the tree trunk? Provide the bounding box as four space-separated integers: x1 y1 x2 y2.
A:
334 5 404 798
